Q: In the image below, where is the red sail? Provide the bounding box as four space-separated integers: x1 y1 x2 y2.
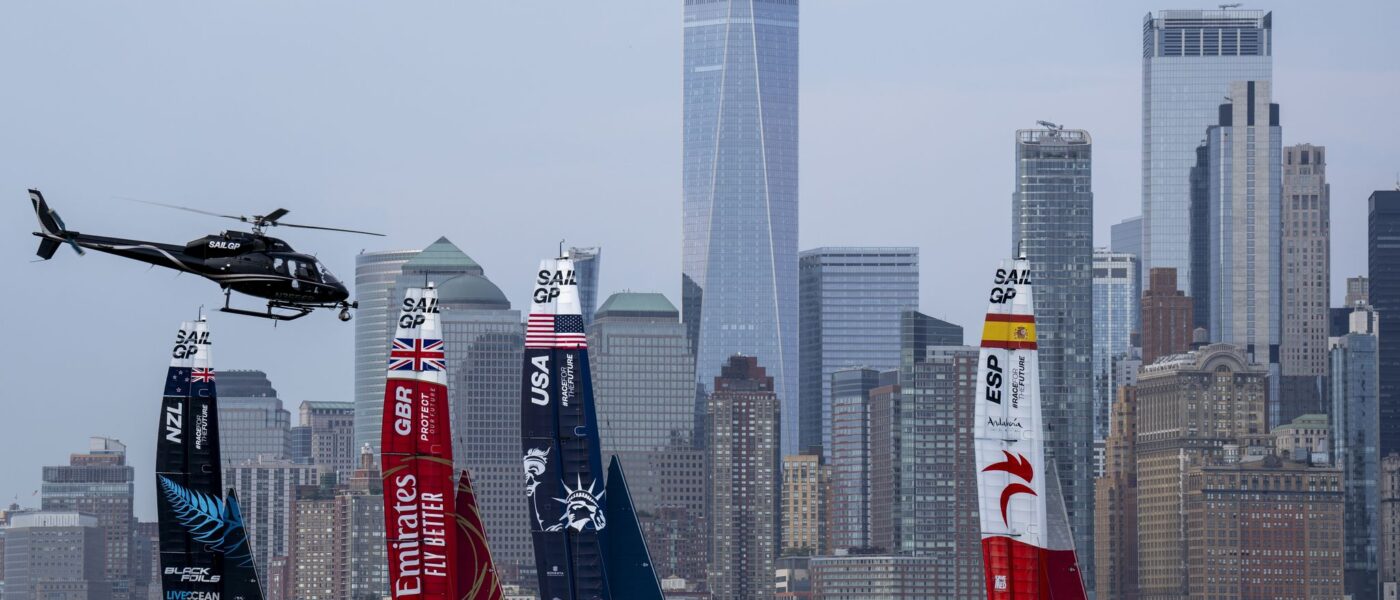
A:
453 470 505 600
381 286 456 600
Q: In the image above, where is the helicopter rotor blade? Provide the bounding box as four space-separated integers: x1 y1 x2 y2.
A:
271 221 385 236
261 208 290 223
121 197 248 223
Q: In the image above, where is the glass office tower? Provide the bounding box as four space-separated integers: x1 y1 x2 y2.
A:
1142 9 1271 290
798 247 919 458
683 0 800 453
1012 125 1095 581
1092 250 1139 476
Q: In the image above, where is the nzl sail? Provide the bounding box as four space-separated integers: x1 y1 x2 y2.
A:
453 470 505 600
521 257 611 600
155 319 262 600
974 258 1087 599
381 286 457 600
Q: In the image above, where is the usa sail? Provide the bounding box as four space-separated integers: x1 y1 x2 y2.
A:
974 257 1087 599
155 319 263 600
453 470 505 600
381 286 457 600
521 257 611 599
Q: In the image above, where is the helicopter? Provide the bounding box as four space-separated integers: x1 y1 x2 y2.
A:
27 189 383 322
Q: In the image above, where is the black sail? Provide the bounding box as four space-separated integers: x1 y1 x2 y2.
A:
155 319 262 600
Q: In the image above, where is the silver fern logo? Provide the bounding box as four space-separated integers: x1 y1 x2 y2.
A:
158 476 254 566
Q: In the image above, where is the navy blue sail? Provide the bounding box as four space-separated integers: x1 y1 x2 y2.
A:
522 258 611 600
602 456 663 600
155 319 263 600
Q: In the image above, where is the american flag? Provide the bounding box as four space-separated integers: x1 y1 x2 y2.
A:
190 368 215 383
526 313 587 349
388 338 446 372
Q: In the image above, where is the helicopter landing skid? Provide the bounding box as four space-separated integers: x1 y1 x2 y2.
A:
219 291 314 321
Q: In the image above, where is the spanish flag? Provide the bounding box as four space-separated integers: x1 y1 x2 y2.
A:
981 313 1037 350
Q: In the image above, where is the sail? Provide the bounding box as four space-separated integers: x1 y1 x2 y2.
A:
601 456 663 600
453 470 505 600
521 257 611 600
973 258 1087 599
381 286 457 600
156 319 226 600
220 489 263 600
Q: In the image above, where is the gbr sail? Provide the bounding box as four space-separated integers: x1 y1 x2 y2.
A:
453 469 506 600
155 319 262 600
381 286 457 600
521 257 611 600
973 258 1087 599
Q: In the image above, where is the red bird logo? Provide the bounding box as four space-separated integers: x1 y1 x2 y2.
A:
983 450 1036 525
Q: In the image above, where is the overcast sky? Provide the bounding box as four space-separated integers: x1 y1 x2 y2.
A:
2 1 1397 519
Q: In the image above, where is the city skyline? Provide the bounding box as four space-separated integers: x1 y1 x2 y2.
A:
1 1 1398 520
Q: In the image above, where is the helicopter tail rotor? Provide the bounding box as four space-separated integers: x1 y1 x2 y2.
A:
29 189 84 258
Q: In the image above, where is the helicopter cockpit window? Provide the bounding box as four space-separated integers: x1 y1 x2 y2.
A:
317 262 339 284
294 261 319 283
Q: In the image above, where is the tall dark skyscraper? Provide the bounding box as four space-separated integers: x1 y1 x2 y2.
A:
798 247 919 458
1142 9 1272 290
683 0 800 454
1012 124 1095 576
1370 190 1400 457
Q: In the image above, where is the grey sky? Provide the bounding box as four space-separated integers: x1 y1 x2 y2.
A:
2 1 1396 520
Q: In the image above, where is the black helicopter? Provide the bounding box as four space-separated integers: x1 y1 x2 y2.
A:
28 189 383 321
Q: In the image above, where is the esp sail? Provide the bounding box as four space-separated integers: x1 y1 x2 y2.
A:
155 319 263 600
974 257 1087 599
381 286 457 600
453 470 506 600
521 257 611 600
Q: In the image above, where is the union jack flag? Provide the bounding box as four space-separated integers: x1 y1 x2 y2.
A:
388 338 446 372
525 313 587 349
190 368 215 383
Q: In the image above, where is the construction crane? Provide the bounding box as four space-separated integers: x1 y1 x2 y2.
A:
1036 120 1063 132
1219 3 1243 9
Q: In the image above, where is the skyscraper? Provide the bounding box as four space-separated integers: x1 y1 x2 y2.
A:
1334 305 1382 598
587 292 709 584
798 247 919 457
1368 190 1400 457
39 437 133 600
1094 385 1138 600
2 512 109 600
226 458 318 580
1381 454 1400 595
298 401 355 482
1141 9 1272 289
353 238 483 457
1140 267 1193 364
588 292 698 507
1204 80 1283 426
568 247 602 326
867 373 901 555
1092 249 1139 473
780 453 825 556
706 355 780 599
352 248 417 455
1281 144 1331 427
1110 215 1142 259
828 367 879 552
434 266 530 586
218 370 292 467
1134 344 1267 598
683 0 800 454
1012 123 1094 572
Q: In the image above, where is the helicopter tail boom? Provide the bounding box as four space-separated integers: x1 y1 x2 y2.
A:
29 189 84 258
